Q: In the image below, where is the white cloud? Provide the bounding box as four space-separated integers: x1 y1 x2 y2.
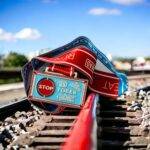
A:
89 8 121 15
15 28 41 40
108 0 144 5
0 28 15 42
0 28 41 42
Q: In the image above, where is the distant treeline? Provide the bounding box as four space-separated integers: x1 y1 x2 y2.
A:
113 56 150 62
0 52 28 84
0 52 28 69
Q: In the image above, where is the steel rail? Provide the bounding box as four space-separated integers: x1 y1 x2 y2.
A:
0 98 30 120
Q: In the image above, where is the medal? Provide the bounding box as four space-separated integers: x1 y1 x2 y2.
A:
22 36 128 114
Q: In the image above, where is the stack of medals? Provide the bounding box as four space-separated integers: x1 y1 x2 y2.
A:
22 36 128 114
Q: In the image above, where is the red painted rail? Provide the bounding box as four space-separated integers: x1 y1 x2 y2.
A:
62 93 98 150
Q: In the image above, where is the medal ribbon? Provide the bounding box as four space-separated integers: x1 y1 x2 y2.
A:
22 36 128 100
35 46 120 98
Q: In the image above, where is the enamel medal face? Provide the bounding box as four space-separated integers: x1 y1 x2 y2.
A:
37 78 55 97
29 71 88 109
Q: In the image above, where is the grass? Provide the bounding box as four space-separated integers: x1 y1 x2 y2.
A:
0 78 22 84
0 68 22 84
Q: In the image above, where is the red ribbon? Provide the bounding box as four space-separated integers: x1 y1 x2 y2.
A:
36 46 119 98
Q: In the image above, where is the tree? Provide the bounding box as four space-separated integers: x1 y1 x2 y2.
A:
0 54 4 69
3 52 28 68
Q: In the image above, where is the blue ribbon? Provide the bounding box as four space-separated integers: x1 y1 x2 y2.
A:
22 36 128 113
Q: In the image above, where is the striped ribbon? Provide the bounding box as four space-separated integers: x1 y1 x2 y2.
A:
22 36 128 113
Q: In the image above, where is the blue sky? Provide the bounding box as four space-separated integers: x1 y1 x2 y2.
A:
0 0 150 57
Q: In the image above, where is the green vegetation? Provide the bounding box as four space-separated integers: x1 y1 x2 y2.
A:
0 78 22 84
145 57 150 61
113 56 150 62
3 52 28 68
113 57 135 63
0 52 28 84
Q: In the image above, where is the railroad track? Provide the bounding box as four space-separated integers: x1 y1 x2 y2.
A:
28 108 80 150
128 74 150 90
0 97 149 149
128 74 150 80
0 74 150 150
98 98 150 150
0 101 80 149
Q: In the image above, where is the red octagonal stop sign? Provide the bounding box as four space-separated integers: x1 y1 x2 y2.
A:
37 78 55 97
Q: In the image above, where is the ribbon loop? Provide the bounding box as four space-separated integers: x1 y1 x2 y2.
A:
22 36 128 113
34 46 123 98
